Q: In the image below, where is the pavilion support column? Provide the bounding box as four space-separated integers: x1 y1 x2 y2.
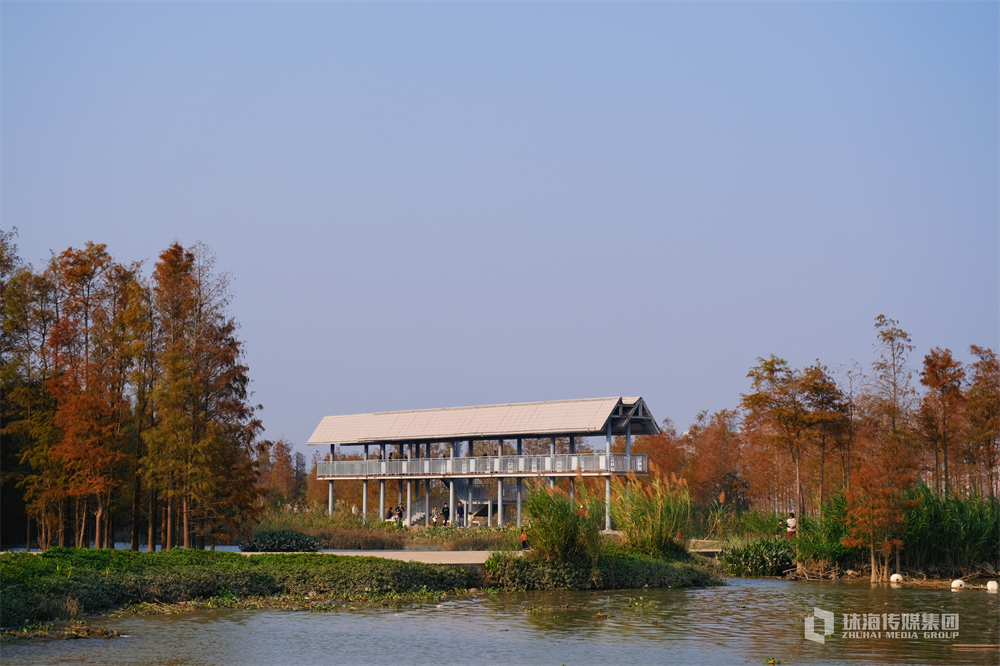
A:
549 437 556 489
605 477 611 530
379 480 385 521
626 422 632 474
465 440 471 527
605 422 612 531
406 480 412 526
397 479 403 507
362 445 369 523
424 479 430 527
406 444 412 526
449 442 456 526
328 445 335 515
488 499 492 526
569 436 575 506
516 478 522 526
516 438 523 527
497 478 504 527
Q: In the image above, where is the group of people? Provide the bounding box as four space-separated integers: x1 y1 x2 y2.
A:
385 505 405 522
429 502 466 526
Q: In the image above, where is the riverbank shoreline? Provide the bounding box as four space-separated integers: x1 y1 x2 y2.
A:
1 546 722 634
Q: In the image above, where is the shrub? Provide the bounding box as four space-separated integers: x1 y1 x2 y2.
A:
240 530 321 553
484 552 720 591
610 473 690 558
719 539 795 577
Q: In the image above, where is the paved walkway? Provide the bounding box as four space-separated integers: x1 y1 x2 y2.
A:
324 550 507 565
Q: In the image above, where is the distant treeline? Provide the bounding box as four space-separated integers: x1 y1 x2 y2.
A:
622 315 998 580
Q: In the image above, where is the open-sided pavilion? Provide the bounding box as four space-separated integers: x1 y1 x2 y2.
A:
307 396 659 529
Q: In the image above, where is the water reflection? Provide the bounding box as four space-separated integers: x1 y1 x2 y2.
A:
2 579 997 665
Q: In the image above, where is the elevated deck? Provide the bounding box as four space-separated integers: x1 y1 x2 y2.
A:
316 453 648 480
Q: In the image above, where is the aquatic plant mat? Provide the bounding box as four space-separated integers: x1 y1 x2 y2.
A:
484 552 722 591
0 547 470 629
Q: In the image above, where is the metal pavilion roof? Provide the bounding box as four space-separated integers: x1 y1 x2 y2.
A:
307 396 660 447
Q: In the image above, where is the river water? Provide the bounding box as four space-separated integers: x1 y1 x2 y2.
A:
2 579 997 666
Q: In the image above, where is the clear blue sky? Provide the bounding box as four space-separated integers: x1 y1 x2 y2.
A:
3 2 997 455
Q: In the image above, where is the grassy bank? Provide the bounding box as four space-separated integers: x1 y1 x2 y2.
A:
253 508 518 551
0 547 471 629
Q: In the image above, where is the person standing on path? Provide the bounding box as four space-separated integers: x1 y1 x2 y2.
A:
442 503 450 527
785 512 797 539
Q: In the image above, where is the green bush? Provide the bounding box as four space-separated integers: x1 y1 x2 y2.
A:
484 552 719 591
720 539 795 577
240 530 321 553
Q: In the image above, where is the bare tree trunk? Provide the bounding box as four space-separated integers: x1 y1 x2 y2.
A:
183 494 190 549
131 474 141 551
105 501 113 548
94 498 105 551
794 452 804 518
942 434 949 498
166 498 173 551
159 504 165 551
148 491 157 552
818 440 826 519
870 531 877 584
58 500 66 547
933 443 941 498
76 499 87 548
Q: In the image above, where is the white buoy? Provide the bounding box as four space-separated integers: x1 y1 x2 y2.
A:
951 579 966 589
987 581 998 592
890 573 903 583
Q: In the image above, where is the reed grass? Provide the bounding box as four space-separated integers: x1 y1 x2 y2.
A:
609 473 690 558
522 481 603 564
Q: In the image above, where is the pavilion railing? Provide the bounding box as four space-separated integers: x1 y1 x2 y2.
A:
315 453 647 478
